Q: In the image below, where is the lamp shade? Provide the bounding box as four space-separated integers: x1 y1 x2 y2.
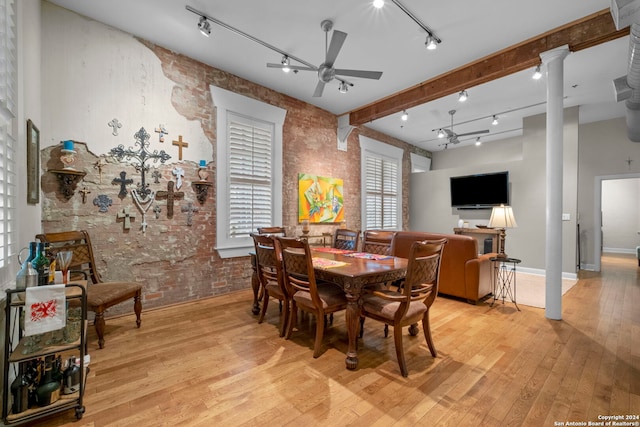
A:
488 205 517 229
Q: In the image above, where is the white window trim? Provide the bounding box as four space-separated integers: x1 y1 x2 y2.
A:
211 85 286 258
359 135 403 231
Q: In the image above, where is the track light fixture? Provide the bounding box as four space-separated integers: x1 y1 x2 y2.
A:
425 35 438 50
458 90 468 102
338 81 349 93
401 110 408 121
375 0 442 49
492 115 499 126
475 137 482 146
197 16 211 37
532 64 542 80
437 129 445 138
281 55 290 73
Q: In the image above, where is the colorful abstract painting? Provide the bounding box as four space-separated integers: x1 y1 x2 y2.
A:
298 173 344 223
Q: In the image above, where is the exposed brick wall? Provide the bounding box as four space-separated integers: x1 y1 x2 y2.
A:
40 39 429 316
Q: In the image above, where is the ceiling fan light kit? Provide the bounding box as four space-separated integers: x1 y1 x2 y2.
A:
437 109 490 149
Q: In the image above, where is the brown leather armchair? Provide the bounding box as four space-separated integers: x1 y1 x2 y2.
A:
390 231 493 304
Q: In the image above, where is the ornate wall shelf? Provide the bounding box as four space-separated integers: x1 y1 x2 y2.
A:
49 169 87 200
192 181 212 204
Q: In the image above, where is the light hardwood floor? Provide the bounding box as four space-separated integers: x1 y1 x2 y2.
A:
27 254 639 426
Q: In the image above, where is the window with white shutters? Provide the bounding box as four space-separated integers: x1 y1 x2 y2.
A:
360 135 403 231
0 0 16 285
228 115 274 239
211 86 286 259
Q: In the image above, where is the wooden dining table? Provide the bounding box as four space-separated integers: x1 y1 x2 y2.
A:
250 247 408 369
309 248 408 370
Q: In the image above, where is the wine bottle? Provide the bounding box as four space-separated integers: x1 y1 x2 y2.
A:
35 355 61 406
10 363 29 414
31 242 50 287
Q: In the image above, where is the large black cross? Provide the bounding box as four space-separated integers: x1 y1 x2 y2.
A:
110 127 171 200
112 171 133 199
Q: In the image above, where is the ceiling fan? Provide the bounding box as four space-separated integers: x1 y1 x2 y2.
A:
267 19 383 97
439 109 489 148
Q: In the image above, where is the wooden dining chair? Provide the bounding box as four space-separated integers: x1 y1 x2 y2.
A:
277 237 347 358
257 226 286 236
36 230 142 349
362 230 396 255
360 238 447 377
333 228 360 251
251 233 290 337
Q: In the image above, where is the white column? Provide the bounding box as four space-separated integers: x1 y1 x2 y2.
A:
541 46 569 320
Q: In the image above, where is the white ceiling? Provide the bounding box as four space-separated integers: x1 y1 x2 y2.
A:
47 0 629 152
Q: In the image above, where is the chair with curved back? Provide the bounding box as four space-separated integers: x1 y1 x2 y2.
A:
251 233 289 337
362 230 396 255
36 230 142 349
360 238 447 377
333 228 360 251
257 226 286 237
277 236 347 358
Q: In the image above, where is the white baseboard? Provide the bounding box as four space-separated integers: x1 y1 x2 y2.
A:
603 247 636 254
517 266 577 281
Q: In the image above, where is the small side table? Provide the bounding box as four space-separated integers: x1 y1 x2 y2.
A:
489 257 521 311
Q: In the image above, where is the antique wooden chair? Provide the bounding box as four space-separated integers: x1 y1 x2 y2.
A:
251 233 290 337
257 226 287 236
277 237 347 358
362 230 395 255
36 230 142 349
332 228 360 251
360 238 447 377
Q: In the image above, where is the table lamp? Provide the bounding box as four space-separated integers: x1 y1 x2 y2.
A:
488 204 517 258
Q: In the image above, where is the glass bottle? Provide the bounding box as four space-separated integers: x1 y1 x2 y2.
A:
31 242 51 287
10 362 29 414
35 355 61 406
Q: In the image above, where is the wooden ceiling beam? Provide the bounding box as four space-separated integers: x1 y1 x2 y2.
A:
349 9 629 126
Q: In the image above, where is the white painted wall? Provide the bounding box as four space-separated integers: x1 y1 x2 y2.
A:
41 2 211 164
601 178 640 253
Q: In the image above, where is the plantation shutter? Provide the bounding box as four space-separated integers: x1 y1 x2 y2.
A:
0 0 15 282
228 114 273 239
365 154 398 230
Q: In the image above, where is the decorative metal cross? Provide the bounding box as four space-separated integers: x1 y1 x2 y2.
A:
112 171 134 199
153 204 162 219
156 181 184 219
93 158 107 183
172 135 188 160
110 127 171 200
181 202 199 226
108 118 122 136
117 206 137 230
152 170 162 184
93 194 113 213
79 187 91 204
172 167 185 190
155 124 168 142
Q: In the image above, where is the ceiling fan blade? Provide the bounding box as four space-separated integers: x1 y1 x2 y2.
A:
313 81 326 97
325 30 347 67
267 63 316 71
442 128 455 137
334 69 383 80
455 129 490 137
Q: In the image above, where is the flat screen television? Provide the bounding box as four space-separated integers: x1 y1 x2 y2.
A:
450 171 509 209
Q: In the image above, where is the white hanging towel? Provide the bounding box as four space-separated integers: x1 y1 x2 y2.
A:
24 284 66 336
